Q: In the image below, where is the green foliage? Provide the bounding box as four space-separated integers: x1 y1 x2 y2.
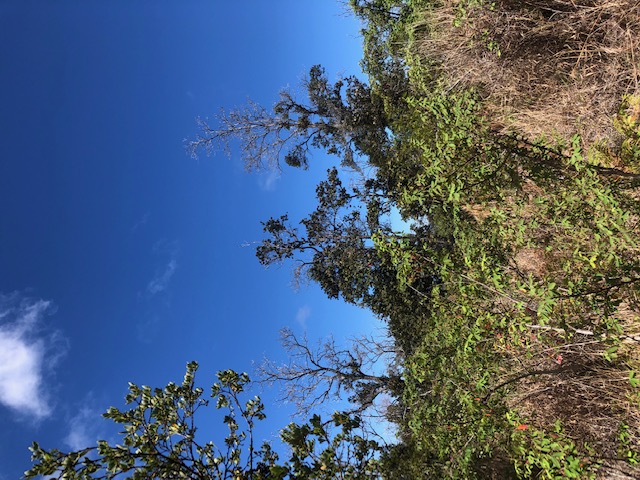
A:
508 415 596 479
395 264 513 478
26 362 382 479
181 1 640 477
281 413 382 479
614 94 640 167
256 167 442 339
256 168 389 306
617 422 639 466
189 64 390 171
365 22 640 475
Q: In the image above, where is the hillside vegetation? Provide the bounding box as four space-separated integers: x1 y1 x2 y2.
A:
26 1 640 479
364 0 640 477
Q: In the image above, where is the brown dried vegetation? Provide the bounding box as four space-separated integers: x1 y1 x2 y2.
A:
417 0 640 149
396 1 640 474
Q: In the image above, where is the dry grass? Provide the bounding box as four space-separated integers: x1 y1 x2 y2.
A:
408 3 640 473
416 0 640 150
485 235 640 475
497 310 640 476
513 247 548 278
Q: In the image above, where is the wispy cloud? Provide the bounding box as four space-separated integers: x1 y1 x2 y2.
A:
64 403 104 451
295 305 311 329
136 314 161 344
257 169 281 192
0 294 64 419
146 240 179 296
131 212 150 232
147 258 178 295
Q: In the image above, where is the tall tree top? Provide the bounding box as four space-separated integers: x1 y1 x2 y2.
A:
187 65 389 171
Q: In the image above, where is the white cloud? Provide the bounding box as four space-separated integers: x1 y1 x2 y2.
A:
64 405 103 451
146 258 178 295
136 314 160 344
257 169 281 191
146 240 180 296
131 212 150 232
0 295 60 419
295 305 311 329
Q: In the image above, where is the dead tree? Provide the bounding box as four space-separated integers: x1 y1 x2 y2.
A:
258 328 404 419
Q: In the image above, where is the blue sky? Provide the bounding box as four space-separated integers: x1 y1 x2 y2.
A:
0 2 386 477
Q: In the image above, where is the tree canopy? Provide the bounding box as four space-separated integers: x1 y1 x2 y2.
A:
259 328 403 418
255 167 441 333
26 362 383 480
256 167 390 305
188 66 390 171
28 0 640 478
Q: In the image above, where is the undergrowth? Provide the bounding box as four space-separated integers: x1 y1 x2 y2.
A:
376 38 640 476
415 0 640 151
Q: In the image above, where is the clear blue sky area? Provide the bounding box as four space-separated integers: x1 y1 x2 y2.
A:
0 2 384 477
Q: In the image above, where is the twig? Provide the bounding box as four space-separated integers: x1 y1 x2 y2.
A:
526 324 595 336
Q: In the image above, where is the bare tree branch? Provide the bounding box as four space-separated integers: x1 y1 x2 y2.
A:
187 65 391 172
258 328 404 419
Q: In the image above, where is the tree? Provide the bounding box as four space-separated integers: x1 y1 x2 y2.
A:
258 167 394 305
259 328 404 419
187 65 390 171
348 0 412 107
26 362 383 480
256 167 443 343
256 167 446 355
